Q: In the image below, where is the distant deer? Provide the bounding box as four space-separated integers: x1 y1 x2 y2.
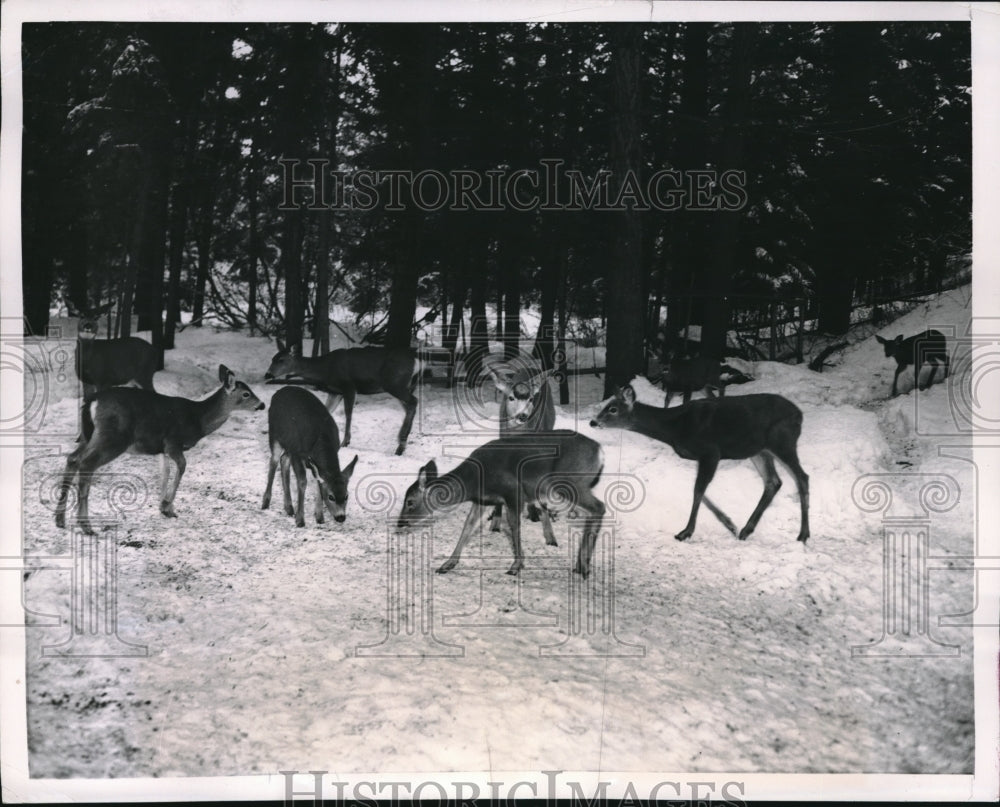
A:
591 386 809 544
662 355 725 406
397 430 606 577
67 301 157 402
875 329 949 397
262 386 359 527
55 365 264 535
264 339 420 455
487 364 556 537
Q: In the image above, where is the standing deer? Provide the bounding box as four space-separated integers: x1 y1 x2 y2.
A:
54 365 264 535
875 329 949 397
662 355 725 406
262 386 359 527
591 386 809 544
397 430 606 577
487 364 556 536
68 301 157 402
264 340 420 455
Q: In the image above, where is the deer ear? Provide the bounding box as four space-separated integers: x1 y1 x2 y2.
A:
219 365 236 389
417 460 438 488
290 343 302 358
875 335 886 345
488 367 511 394
893 335 904 344
276 337 286 353
621 385 636 406
342 455 359 482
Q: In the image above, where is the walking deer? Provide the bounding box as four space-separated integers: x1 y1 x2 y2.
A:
591 387 809 544
264 340 420 455
487 364 556 535
54 365 264 535
397 430 606 577
262 386 359 527
875 329 949 397
68 301 157 402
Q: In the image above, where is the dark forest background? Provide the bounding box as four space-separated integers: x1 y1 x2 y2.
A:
20 22 971 394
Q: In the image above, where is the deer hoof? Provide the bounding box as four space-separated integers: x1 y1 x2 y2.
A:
79 520 96 536
674 530 692 541
55 514 65 529
394 445 405 456
316 515 325 524
797 532 810 543
160 502 177 518
738 527 753 541
284 505 295 516
573 563 590 579
436 561 456 574
506 564 522 576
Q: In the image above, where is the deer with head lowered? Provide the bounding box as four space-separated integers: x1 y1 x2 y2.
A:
262 386 359 527
397 430 606 577
591 387 809 544
264 339 420 455
68 301 157 402
54 365 264 535
487 363 557 538
875 329 949 397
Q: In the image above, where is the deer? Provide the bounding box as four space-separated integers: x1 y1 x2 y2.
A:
397 430 606 577
54 365 264 535
67 301 158 402
487 363 557 537
661 354 725 406
875 329 949 397
591 386 809 544
262 386 359 527
264 339 420 455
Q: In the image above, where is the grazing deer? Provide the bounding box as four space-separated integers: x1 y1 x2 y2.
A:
54 365 264 535
397 430 606 577
264 340 420 455
662 354 725 406
591 386 809 544
487 364 556 537
68 301 157 402
875 329 949 397
262 386 359 527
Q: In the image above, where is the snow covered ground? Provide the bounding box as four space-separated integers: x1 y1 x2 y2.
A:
16 287 979 784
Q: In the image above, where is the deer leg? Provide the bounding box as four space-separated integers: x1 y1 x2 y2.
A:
341 389 356 448
54 444 86 528
573 491 606 578
75 441 128 535
772 449 810 543
489 503 504 532
314 480 325 524
290 456 308 528
437 503 490 574
738 453 782 540
503 496 524 575
160 445 186 518
676 451 719 541
280 454 294 516
395 393 418 456
540 507 558 547
891 364 904 397
701 496 738 536
262 447 280 510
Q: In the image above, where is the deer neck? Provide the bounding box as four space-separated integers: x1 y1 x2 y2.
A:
433 465 477 510
630 401 683 442
196 386 233 438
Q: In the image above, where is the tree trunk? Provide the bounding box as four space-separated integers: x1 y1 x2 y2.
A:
700 24 755 360
247 157 259 336
281 209 306 350
163 175 188 350
604 23 646 397
192 202 212 326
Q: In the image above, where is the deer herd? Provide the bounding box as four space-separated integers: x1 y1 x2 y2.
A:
53 306 951 579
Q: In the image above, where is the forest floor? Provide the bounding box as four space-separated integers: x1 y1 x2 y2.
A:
13 286 981 791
